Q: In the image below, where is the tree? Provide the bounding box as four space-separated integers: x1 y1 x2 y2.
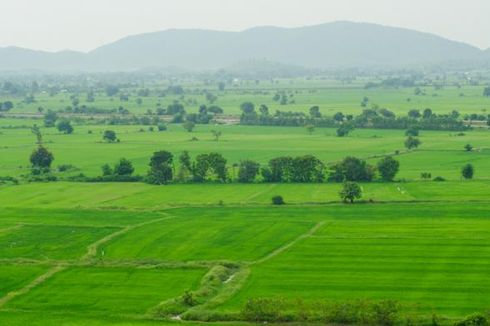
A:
464 144 473 152
103 130 117 142
377 156 400 181
30 146 54 169
211 130 222 141
101 164 113 176
329 156 375 182
305 125 315 135
405 126 419 137
336 123 354 137
259 104 269 116
290 155 325 183
339 182 362 203
105 85 119 97
183 120 195 133
147 151 174 185
177 151 192 182
240 102 255 114
262 156 293 182
114 158 134 176
461 163 474 180
404 136 421 150
333 112 345 122
167 101 185 115
309 106 321 118
0 101 13 111
31 125 43 144
57 120 73 134
483 87 490 97
422 108 433 119
44 110 58 127
193 153 227 182
272 196 285 205
238 160 260 183
218 82 226 91
408 109 421 119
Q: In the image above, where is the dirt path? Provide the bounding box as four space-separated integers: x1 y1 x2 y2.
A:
0 224 23 234
243 184 278 203
0 265 66 308
82 215 175 260
251 221 326 265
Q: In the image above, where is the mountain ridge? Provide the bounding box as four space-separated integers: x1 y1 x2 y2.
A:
0 21 488 72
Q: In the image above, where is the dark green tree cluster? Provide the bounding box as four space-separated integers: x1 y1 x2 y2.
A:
261 156 325 183
238 102 469 132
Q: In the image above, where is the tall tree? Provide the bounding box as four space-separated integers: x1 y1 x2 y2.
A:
377 156 400 181
339 182 362 203
461 164 474 180
147 151 174 185
30 146 54 170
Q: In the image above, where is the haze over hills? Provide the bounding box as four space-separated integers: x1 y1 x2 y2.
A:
0 21 488 72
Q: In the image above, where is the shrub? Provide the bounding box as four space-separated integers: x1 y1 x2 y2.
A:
433 176 446 182
454 313 488 326
242 298 283 322
272 196 285 205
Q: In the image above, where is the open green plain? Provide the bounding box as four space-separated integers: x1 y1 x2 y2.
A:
3 79 490 115
1 78 490 325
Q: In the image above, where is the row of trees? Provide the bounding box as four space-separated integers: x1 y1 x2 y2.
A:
118 152 402 185
26 145 477 186
239 103 470 131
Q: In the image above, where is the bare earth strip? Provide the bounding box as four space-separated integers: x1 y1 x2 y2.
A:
0 265 66 308
251 221 326 265
82 214 175 260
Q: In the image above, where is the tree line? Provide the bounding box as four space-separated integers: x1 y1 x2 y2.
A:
239 103 472 131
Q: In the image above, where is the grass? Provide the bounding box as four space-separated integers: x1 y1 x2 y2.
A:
1 121 489 180
0 265 49 297
100 208 315 262
1 181 490 209
1 80 489 325
218 204 490 317
0 225 117 260
6 266 206 317
2 81 490 115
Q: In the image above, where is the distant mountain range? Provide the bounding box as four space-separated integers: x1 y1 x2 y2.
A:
1 21 489 72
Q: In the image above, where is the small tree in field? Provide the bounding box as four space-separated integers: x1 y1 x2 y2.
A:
339 182 362 203
114 158 134 176
147 151 173 185
305 124 315 135
211 130 222 141
464 144 473 152
461 164 474 180
30 146 54 170
404 136 421 150
57 120 73 134
272 196 285 205
484 86 490 97
183 120 195 132
238 160 260 183
377 156 400 181
103 130 117 142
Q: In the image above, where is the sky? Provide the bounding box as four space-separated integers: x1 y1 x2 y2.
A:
1 0 489 52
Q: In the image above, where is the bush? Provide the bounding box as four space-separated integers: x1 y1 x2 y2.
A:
57 164 76 172
242 298 284 322
272 196 285 205
454 313 488 326
433 176 446 182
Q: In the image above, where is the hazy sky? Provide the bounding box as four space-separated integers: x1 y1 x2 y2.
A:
1 0 489 52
